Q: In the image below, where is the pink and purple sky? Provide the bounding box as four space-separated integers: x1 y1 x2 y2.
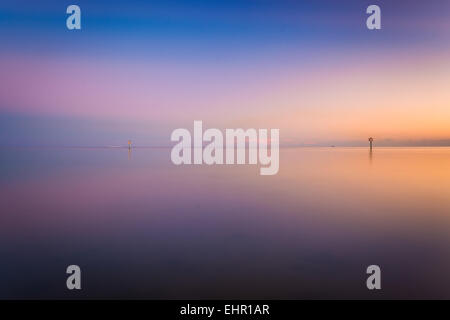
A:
0 0 449 146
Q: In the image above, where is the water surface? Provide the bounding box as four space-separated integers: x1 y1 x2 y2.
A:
1 147 450 299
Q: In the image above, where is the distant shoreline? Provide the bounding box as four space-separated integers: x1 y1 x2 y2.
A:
2 145 450 149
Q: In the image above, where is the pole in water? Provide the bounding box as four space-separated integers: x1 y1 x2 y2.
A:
368 137 374 151
128 140 132 150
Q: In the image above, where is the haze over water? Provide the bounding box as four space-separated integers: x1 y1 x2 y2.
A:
1 146 450 299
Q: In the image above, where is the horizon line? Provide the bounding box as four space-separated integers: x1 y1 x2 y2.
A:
2 145 450 149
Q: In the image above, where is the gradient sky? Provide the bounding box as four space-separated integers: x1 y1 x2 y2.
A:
0 0 449 146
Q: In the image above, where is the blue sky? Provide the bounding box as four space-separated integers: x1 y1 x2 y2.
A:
0 0 449 146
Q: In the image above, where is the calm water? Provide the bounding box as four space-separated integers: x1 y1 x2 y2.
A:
1 147 450 299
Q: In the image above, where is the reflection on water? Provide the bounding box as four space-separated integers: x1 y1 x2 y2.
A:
1 147 450 299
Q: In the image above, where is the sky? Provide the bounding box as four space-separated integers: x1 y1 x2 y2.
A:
0 0 449 146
